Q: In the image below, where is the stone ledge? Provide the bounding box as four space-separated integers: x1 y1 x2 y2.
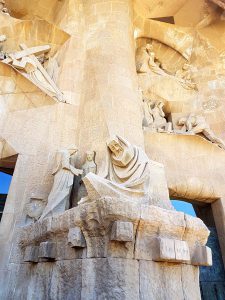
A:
18 197 211 266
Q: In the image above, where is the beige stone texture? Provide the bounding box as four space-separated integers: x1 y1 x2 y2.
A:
0 0 224 298
3 198 209 299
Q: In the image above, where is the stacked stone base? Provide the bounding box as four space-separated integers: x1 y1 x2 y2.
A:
6 198 211 299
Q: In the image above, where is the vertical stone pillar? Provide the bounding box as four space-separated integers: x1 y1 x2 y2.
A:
212 198 225 267
54 0 86 138
78 0 143 166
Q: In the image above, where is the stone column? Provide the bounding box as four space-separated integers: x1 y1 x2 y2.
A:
78 0 143 167
212 198 225 267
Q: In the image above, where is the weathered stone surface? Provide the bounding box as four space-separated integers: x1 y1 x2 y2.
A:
139 260 188 300
192 245 213 266
181 265 201 300
82 258 139 300
153 237 176 262
110 221 134 242
174 240 190 263
38 241 56 261
50 260 82 300
24 245 39 262
68 227 86 248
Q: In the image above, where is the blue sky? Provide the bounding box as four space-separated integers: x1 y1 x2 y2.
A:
172 200 196 216
0 172 196 216
0 172 12 194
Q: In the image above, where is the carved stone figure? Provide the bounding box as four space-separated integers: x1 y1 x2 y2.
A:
79 136 151 203
25 196 47 222
175 63 197 90
3 44 66 102
136 44 167 76
151 101 172 132
142 99 154 128
143 100 172 133
0 34 6 60
178 114 225 150
46 57 60 83
76 151 97 203
39 148 83 220
82 151 97 177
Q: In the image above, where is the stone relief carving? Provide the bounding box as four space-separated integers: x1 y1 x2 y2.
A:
0 0 9 15
136 44 167 76
2 43 66 102
77 151 98 202
46 58 60 84
143 99 172 133
25 195 47 222
81 151 97 177
136 43 198 91
177 114 225 150
175 63 197 91
39 147 83 220
202 96 219 111
79 136 151 204
0 34 6 60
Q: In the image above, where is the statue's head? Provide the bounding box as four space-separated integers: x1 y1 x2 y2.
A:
86 151 95 162
107 137 124 157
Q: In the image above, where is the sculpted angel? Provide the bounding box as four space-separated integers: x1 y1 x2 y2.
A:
40 147 83 219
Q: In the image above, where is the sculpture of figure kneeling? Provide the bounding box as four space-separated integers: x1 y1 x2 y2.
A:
79 136 151 204
40 147 83 220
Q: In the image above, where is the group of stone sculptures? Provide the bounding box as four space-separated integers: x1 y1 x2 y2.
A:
26 129 225 222
26 136 153 221
136 43 197 91
26 149 98 221
143 99 172 133
142 97 225 149
138 42 225 150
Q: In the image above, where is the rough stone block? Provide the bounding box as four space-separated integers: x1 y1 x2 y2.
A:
110 221 134 242
50 260 82 299
24 246 39 263
174 240 190 262
38 241 56 261
153 237 176 261
139 260 185 300
68 227 86 248
191 245 212 266
82 258 139 300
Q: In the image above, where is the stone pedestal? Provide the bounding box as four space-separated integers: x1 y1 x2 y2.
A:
6 197 211 299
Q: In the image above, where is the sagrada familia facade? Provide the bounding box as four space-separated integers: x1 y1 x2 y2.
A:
0 0 225 299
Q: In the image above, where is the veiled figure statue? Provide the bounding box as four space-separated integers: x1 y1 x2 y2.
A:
40 147 83 219
80 136 151 203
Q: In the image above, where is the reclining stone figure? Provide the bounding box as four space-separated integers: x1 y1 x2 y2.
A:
178 113 225 150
